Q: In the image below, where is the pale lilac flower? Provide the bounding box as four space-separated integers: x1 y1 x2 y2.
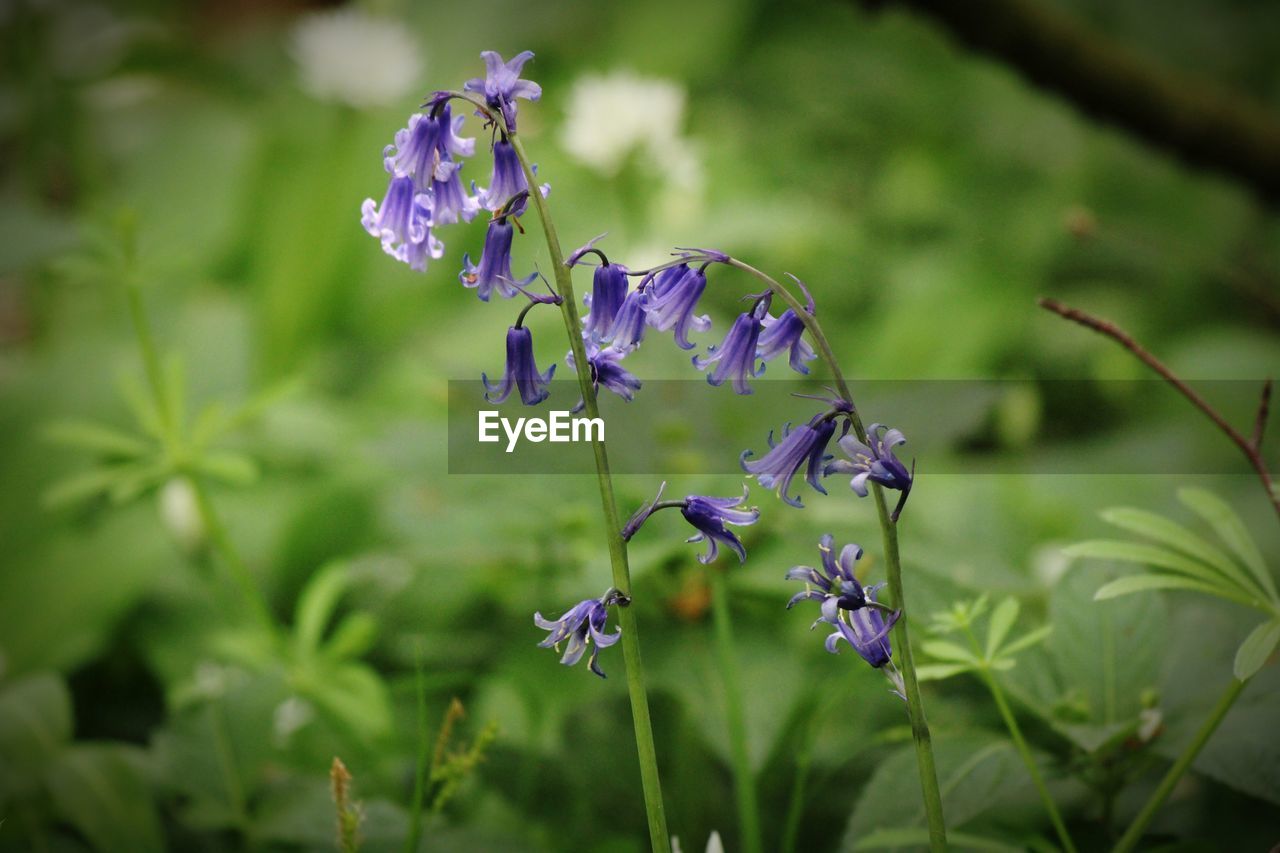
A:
740 414 837 508
534 590 624 678
605 289 649 350
460 216 536 301
693 297 768 394
483 326 555 405
826 423 914 520
464 49 542 131
825 586 897 668
360 174 442 271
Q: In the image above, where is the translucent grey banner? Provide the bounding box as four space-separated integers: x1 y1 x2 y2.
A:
447 379 1274 476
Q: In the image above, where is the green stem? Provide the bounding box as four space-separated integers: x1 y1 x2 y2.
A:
189 476 274 634
1112 678 1247 853
507 130 671 853
781 693 823 853
405 652 429 853
964 631 1077 852
726 257 947 852
709 569 763 853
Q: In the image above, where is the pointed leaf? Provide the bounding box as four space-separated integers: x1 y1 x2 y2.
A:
985 597 1019 660
1066 540 1259 604
1233 619 1280 681
194 451 259 486
1094 573 1243 604
915 663 974 682
1000 625 1053 656
42 466 126 508
920 640 979 665
1100 507 1260 597
1179 488 1277 603
116 373 165 440
162 354 187 435
43 421 150 458
294 562 349 657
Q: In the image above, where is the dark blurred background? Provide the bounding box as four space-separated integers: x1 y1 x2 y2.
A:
1 0 1278 850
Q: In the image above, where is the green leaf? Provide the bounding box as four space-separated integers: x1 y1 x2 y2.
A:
1000 625 1053 656
42 466 127 509
1100 507 1259 596
46 745 165 853
1233 619 1280 681
0 672 72 781
1094 573 1247 605
985 597 1019 660
920 640 979 665
193 450 259 486
914 663 974 682
1065 539 1247 596
1049 565 1167 730
1178 488 1277 603
42 420 150 458
162 354 187 435
843 735 1028 848
850 827 1022 851
116 373 165 441
322 611 378 661
293 562 349 657
300 662 393 743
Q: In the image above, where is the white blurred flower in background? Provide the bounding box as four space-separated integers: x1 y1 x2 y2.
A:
560 70 702 191
290 8 422 109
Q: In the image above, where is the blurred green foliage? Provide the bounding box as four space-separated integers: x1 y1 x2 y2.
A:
1 0 1278 850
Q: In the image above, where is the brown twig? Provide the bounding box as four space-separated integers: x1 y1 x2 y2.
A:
1039 297 1279 522
1252 379 1273 451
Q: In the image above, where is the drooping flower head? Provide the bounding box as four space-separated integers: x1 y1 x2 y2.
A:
621 483 760 564
382 105 480 227
460 212 536 301
483 325 555 406
360 175 442 271
741 413 838 508
785 535 900 669
605 289 649 350
693 294 768 394
567 338 641 409
534 589 625 678
826 423 914 521
464 49 542 131
681 490 760 564
566 235 630 340
756 276 817 375
477 139 528 212
643 263 711 350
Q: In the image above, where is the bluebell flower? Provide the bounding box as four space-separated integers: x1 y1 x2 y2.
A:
384 104 479 226
643 263 711 349
582 263 629 340
464 49 542 131
826 423 914 520
605 289 648 350
360 174 442 271
477 139 549 213
824 586 898 668
757 279 817 375
785 535 899 668
567 339 641 407
460 216 536 301
534 590 623 678
741 414 837 508
693 297 768 394
681 490 760 564
483 325 555 405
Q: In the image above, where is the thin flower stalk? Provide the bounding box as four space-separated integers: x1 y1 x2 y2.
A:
723 257 947 852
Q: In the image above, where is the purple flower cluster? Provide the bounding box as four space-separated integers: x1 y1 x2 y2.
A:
363 49 922 684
